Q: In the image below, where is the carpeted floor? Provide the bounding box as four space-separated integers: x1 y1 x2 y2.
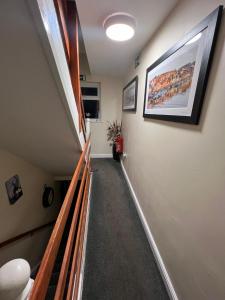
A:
82 159 169 300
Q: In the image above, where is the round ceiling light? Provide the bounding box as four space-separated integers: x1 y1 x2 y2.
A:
103 13 136 42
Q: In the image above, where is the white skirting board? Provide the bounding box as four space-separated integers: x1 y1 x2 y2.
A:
76 173 93 300
120 160 178 300
91 153 112 158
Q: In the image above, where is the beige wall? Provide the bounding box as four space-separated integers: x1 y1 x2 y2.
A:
122 1 225 299
80 53 91 76
0 149 60 269
80 52 123 155
85 75 123 155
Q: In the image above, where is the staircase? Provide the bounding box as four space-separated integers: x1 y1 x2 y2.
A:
0 0 90 298
32 181 81 300
29 138 91 300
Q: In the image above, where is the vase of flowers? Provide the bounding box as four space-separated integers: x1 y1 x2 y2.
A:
107 121 121 161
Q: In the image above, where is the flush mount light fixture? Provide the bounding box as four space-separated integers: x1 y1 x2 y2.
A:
103 13 136 42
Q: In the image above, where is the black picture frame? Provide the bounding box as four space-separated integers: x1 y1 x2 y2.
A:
123 76 138 112
143 6 223 124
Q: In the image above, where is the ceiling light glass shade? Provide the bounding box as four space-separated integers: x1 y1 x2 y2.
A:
106 24 134 41
103 13 136 42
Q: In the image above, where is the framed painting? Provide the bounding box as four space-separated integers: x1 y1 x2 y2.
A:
143 6 223 124
123 76 138 111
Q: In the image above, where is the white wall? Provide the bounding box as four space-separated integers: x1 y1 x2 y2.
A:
0 149 60 269
122 1 225 299
85 75 123 155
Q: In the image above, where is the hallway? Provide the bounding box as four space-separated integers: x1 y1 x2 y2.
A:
82 159 169 300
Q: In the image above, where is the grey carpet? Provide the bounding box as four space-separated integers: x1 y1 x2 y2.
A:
82 159 169 300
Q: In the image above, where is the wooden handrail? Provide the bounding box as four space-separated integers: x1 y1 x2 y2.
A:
29 137 90 300
67 1 83 132
54 0 70 62
66 167 91 300
54 151 90 299
0 221 56 249
54 0 84 134
73 171 90 299
28 3 90 298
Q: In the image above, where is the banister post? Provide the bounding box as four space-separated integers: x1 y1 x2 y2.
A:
0 259 34 300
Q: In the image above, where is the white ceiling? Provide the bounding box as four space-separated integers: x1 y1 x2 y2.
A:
76 0 178 77
0 0 81 176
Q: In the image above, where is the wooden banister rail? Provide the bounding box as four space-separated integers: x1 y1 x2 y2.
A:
29 136 90 300
54 153 90 299
66 164 90 300
71 170 90 300
54 0 70 62
0 221 56 249
54 0 85 134
67 1 83 132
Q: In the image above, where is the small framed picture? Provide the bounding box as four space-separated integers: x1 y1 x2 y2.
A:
122 76 138 112
5 175 23 205
143 6 223 124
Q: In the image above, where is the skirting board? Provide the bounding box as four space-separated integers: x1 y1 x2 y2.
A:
91 153 113 158
77 173 93 300
120 160 178 300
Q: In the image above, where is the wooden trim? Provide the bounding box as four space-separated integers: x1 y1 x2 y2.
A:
54 0 85 136
54 151 90 300
53 0 70 62
29 137 90 300
67 2 82 131
66 168 90 300
73 172 90 299
0 221 56 249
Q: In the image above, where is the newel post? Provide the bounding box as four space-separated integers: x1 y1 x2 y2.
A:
0 259 34 300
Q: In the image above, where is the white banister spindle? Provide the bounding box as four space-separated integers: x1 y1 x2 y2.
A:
0 259 34 300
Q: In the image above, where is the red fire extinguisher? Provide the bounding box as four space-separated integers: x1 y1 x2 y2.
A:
115 136 123 154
